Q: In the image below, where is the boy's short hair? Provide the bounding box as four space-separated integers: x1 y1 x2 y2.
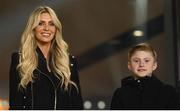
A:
128 43 157 62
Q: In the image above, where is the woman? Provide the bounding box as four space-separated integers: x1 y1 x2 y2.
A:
9 6 83 110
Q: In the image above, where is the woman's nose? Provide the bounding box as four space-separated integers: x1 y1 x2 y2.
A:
43 25 49 31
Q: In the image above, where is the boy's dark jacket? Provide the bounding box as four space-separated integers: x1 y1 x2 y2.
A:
9 48 83 110
111 75 180 109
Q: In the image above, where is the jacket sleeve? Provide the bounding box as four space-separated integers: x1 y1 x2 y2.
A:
165 85 180 109
110 88 124 109
9 52 24 109
69 55 84 109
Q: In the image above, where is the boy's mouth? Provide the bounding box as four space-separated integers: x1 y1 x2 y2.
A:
137 69 146 72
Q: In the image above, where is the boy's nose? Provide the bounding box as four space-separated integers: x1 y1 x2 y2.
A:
139 61 144 67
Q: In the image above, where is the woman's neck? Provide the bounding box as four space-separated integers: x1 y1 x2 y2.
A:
37 43 52 72
37 43 51 60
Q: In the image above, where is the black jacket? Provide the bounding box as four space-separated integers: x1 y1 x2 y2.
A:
111 75 180 109
9 48 83 110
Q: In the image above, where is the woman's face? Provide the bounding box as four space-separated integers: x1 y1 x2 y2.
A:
128 51 157 77
34 12 56 46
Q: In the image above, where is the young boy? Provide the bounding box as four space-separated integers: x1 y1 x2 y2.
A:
110 43 180 109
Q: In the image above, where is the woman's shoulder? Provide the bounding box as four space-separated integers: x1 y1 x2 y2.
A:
10 52 21 65
69 54 79 80
69 54 78 70
69 55 77 63
11 52 21 59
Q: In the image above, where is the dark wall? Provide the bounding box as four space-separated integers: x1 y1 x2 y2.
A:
172 0 180 87
0 0 178 109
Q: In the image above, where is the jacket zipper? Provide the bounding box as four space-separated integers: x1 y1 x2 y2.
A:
31 82 34 110
54 89 57 109
36 68 60 110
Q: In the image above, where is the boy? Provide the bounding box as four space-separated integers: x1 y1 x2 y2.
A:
110 43 179 109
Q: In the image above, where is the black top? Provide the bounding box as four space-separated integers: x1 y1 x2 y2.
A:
9 47 83 110
111 75 180 109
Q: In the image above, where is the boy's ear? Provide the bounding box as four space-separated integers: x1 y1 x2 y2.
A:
152 62 157 71
128 61 132 70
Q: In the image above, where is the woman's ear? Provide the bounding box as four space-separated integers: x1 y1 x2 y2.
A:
152 62 157 71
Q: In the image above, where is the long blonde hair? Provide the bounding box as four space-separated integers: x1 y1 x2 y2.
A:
17 6 76 90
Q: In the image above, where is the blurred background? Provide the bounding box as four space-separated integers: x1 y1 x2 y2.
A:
0 0 180 109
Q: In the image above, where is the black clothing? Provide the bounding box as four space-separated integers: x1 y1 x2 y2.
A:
9 48 83 110
111 75 180 109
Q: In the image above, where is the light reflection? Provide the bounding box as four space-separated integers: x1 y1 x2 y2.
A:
133 30 144 37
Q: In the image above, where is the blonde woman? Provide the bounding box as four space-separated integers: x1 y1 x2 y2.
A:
9 6 83 110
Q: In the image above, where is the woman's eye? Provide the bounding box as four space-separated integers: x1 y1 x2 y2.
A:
49 22 55 26
38 22 44 26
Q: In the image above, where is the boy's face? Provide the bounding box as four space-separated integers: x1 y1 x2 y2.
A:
128 51 157 77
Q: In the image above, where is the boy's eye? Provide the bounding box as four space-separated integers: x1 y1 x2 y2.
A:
133 59 139 63
144 59 151 62
145 60 150 62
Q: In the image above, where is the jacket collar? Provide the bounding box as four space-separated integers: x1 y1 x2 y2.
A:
121 75 154 86
36 47 46 61
121 74 163 88
35 47 50 73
